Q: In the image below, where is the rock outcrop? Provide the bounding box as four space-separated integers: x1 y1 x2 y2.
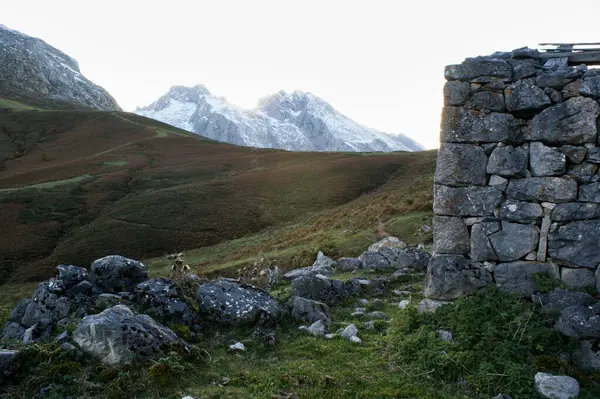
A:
0 24 120 110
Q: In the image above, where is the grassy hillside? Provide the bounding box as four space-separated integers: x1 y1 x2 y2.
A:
0 106 436 284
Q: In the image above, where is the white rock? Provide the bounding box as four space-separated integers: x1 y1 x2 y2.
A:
304 319 327 336
358 298 369 306
324 333 336 339
340 324 358 340
398 300 410 310
436 329 453 342
368 236 407 252
229 342 245 352
349 336 362 344
534 372 580 399
417 298 452 314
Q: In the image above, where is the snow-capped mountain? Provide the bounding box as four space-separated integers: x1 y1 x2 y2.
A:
0 24 120 110
136 85 424 152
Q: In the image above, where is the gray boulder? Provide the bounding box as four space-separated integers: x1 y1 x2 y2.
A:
499 200 543 223
440 107 518 144
337 257 362 271
359 251 391 270
395 247 431 270
531 97 600 145
489 222 539 262
72 305 180 367
504 78 551 113
486 145 529 177
196 279 282 326
532 289 596 314
1 322 25 342
312 251 337 274
579 182 600 203
548 220 600 268
0 350 19 384
340 324 359 340
418 298 452 313
283 267 316 281
573 340 600 371
552 203 600 221
495 262 556 297
434 185 503 217
368 236 407 252
534 372 580 399
433 216 469 255
90 255 148 293
554 306 600 338
506 177 577 203
135 278 198 327
57 265 89 289
530 142 566 177
291 274 362 305
434 143 487 186
424 255 491 300
286 296 330 328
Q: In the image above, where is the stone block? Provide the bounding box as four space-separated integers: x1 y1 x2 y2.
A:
561 267 596 289
443 81 471 106
445 59 512 82
579 183 600 203
489 222 540 262
552 203 600 221
441 107 518 144
506 177 578 203
487 145 529 177
424 255 491 300
434 185 503 217
560 145 587 164
530 142 566 177
495 262 555 297
434 143 487 186
433 216 469 255
548 220 600 268
470 222 501 262
505 78 551 113
499 199 543 223
531 97 600 145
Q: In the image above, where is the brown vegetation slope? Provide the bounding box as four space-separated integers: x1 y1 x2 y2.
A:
0 104 436 283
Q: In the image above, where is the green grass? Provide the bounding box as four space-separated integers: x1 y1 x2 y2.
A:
0 98 39 111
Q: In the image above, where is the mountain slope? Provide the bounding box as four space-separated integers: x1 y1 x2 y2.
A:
136 85 424 152
0 106 435 283
0 24 120 111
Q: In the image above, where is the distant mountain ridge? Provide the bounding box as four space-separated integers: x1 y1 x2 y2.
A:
136 85 424 152
0 24 120 110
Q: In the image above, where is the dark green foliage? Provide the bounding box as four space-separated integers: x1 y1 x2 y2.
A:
388 288 569 398
532 272 566 293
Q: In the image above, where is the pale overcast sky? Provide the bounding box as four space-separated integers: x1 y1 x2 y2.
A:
4 0 600 148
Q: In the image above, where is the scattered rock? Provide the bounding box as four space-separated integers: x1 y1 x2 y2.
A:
286 296 330 328
398 300 410 310
300 319 327 337
196 279 282 326
418 299 452 314
437 330 453 342
229 342 245 352
340 324 359 341
324 333 335 339
72 305 180 366
349 336 362 344
358 298 369 306
534 372 580 399
358 251 392 270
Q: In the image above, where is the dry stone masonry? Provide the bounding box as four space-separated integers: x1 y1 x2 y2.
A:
427 48 600 300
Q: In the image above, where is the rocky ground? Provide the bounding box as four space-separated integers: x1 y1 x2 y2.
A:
0 237 599 398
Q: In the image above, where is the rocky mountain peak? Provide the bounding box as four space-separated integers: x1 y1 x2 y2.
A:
0 24 120 110
136 85 425 152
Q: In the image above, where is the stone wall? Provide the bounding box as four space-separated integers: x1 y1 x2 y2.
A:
425 48 600 300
